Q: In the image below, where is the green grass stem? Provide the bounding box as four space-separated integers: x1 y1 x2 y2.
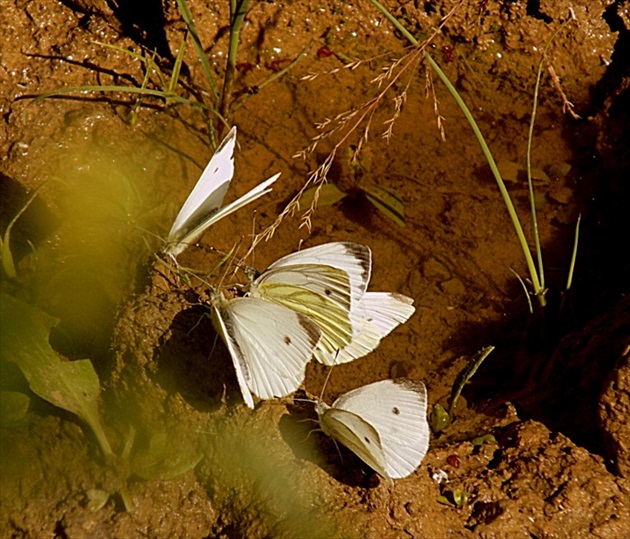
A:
368 0 545 305
36 85 217 114
175 0 219 101
168 35 188 96
566 214 581 291
219 0 252 126
527 57 546 293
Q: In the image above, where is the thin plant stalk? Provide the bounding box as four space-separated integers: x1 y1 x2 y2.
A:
527 57 546 293
510 268 534 314
233 47 309 114
127 51 154 124
368 0 545 305
168 35 188 96
175 0 219 101
524 19 577 296
219 0 252 128
566 214 581 291
37 85 217 113
0 183 47 279
256 47 309 91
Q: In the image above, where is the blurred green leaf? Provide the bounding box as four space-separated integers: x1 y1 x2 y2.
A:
86 489 111 512
133 431 202 481
300 183 346 209
0 391 31 428
452 489 468 507
0 293 113 457
0 184 44 279
437 490 468 508
448 346 495 419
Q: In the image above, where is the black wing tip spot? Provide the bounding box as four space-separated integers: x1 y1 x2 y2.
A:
284 336 292 345
324 288 332 296
392 407 400 415
393 378 427 396
364 437 371 444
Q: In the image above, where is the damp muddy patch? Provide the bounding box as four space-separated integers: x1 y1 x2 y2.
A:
1 0 629 538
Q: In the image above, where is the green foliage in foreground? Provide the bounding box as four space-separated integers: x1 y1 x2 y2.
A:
0 293 203 511
1 293 114 458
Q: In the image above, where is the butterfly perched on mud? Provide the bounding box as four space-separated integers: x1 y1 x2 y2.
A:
165 126 279 258
315 378 430 484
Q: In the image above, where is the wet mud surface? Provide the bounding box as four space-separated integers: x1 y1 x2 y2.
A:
1 0 629 537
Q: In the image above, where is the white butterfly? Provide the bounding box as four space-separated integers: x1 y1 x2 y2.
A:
248 242 372 354
315 379 430 484
210 290 321 409
315 292 416 365
259 241 372 306
166 126 280 257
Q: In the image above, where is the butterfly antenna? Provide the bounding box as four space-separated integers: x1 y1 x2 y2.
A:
205 239 253 301
187 311 208 336
201 241 241 283
318 351 339 402
250 210 257 268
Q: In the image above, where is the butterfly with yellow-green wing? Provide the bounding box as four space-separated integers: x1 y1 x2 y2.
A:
247 242 415 365
248 242 371 354
314 292 415 365
315 378 429 484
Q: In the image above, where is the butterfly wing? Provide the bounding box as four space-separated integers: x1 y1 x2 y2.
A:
316 292 416 365
210 300 255 409
331 379 429 479
252 264 353 353
254 263 352 313
211 294 321 408
167 126 237 252
166 124 280 257
360 292 415 338
313 320 381 365
196 172 279 235
315 401 391 483
266 242 372 307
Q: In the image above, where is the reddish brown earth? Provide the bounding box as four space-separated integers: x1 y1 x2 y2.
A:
1 1 629 537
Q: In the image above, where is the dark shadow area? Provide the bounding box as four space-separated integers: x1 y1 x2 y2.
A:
105 0 174 62
0 173 58 267
153 303 239 412
456 76 630 465
279 393 388 489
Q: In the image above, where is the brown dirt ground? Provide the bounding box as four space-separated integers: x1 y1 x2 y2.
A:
1 0 629 537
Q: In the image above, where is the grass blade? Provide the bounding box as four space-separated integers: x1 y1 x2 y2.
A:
368 0 544 304
527 57 546 292
169 34 188 95
175 0 219 101
219 0 252 124
566 214 581 291
0 183 46 279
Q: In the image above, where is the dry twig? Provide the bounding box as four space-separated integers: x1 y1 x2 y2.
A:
247 3 462 255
